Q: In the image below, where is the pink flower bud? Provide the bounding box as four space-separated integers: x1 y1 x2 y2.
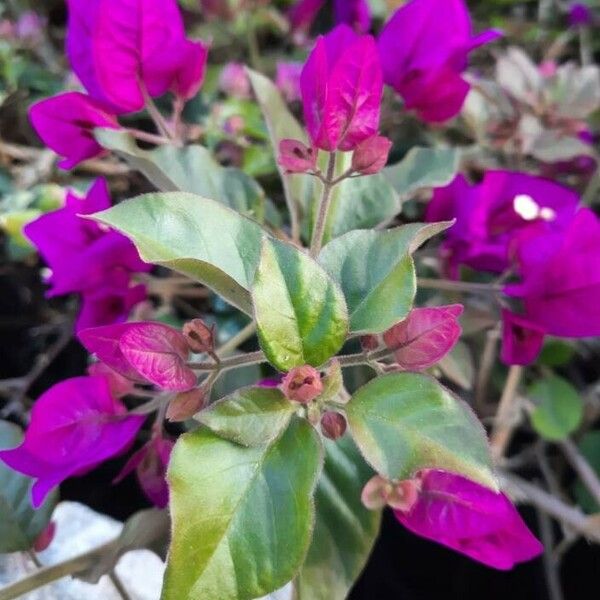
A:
281 365 323 403
278 139 317 173
361 474 420 511
182 319 215 353
360 334 380 351
166 388 207 422
320 411 347 440
351 135 392 175
219 62 251 98
33 521 56 552
361 475 390 510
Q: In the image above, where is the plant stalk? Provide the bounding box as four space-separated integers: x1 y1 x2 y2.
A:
310 152 337 258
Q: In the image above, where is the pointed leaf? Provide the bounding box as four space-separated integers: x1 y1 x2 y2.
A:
294 435 381 600
95 129 269 223
346 373 496 489
197 386 296 447
0 421 58 552
384 147 460 199
162 418 323 600
319 224 451 334
253 238 348 371
92 193 268 314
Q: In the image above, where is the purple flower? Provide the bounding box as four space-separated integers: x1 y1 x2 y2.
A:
0 376 144 507
426 171 580 277
25 178 149 295
14 11 45 43
505 208 600 338
501 310 546 366
569 2 593 26
28 92 120 170
383 304 463 371
378 0 501 123
66 0 208 113
300 24 382 151
276 62 303 103
393 470 543 570
24 178 149 329
114 432 174 508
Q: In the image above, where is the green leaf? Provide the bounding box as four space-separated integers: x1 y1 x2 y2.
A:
573 431 600 513
94 129 269 223
303 153 402 245
438 341 475 391
383 147 460 198
0 421 58 552
162 418 323 600
529 375 583 441
537 339 575 367
319 223 451 334
246 69 310 215
253 237 348 371
345 373 496 489
197 386 296 447
92 192 267 314
294 435 381 600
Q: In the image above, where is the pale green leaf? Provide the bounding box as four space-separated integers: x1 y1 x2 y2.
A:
319 223 451 334
253 237 348 371
346 373 497 489
162 418 323 600
196 386 296 447
383 147 460 198
294 435 381 600
92 193 268 314
0 421 58 552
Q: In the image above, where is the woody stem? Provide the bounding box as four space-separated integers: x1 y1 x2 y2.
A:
310 152 337 258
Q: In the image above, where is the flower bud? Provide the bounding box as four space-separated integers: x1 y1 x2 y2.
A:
361 474 420 511
360 334 380 351
320 411 347 440
281 365 323 403
182 319 215 353
33 521 56 552
166 387 206 422
278 139 317 174
219 62 251 98
351 135 392 175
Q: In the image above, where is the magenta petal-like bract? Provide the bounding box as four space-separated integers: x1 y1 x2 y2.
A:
505 208 600 338
28 92 119 169
394 470 543 570
333 0 371 32
114 434 173 508
383 305 463 371
300 24 383 151
378 0 501 122
78 323 147 382
119 323 197 391
0 376 144 507
67 0 206 113
501 310 546 366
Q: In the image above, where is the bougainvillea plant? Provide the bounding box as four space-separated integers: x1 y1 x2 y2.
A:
3 0 600 598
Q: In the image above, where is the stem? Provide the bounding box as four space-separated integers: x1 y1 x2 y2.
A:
0 540 117 600
559 438 600 507
141 85 175 141
109 571 133 600
188 350 266 372
490 365 524 461
536 507 565 600
125 128 171 146
499 471 600 543
310 152 337 258
475 327 500 411
417 278 502 294
246 21 262 70
216 322 257 358
335 347 393 369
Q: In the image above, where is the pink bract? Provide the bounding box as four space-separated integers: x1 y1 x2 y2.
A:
383 305 463 371
300 24 383 151
394 470 543 570
500 310 546 366
0 376 144 507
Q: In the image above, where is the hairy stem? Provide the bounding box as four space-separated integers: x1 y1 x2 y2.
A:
559 437 600 508
310 152 337 258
